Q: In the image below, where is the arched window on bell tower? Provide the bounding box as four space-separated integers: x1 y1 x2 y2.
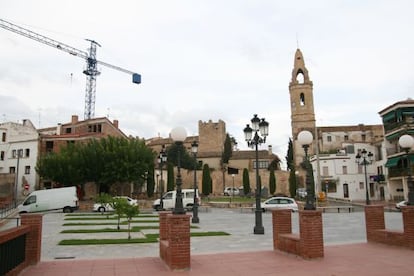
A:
296 69 304 84
300 93 305 106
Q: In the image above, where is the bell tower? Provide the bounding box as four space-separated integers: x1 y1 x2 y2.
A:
289 49 316 168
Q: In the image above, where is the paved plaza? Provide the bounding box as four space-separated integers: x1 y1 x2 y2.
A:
4 207 404 260
3 207 414 275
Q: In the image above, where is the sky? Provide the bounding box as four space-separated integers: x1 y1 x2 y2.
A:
1 0 414 169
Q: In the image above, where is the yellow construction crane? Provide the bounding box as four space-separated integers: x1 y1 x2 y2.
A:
0 18 141 119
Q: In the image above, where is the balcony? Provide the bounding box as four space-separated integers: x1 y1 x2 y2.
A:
388 166 413 178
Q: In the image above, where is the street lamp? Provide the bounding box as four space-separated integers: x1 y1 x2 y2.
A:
191 140 200 223
170 127 187 214
157 145 167 210
355 149 374 205
244 114 269 235
298 130 316 210
398 134 414 205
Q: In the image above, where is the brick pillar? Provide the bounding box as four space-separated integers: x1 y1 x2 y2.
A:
159 212 169 241
272 209 292 250
20 214 43 264
364 205 385 242
402 206 414 250
167 214 191 271
299 210 324 259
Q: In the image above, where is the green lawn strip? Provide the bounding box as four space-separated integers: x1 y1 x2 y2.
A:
206 196 254 203
60 225 199 233
64 217 160 221
65 214 158 218
59 231 230 245
63 220 158 226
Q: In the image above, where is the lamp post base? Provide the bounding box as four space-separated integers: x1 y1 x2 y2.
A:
254 209 264 234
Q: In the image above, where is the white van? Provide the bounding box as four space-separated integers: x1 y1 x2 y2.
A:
153 189 200 211
18 186 79 213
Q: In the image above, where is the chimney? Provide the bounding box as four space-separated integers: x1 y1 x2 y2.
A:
268 145 273 155
113 120 119 129
56 123 62 135
71 115 78 124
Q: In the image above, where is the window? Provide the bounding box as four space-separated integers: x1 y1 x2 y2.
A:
322 166 329 176
361 134 366 141
23 195 36 205
46 141 54 152
296 71 304 83
9 167 16 173
342 166 348 174
1 132 6 142
327 136 332 142
300 93 305 106
65 128 72 134
0 151 4 160
12 150 16 158
88 124 102 133
357 165 363 174
359 182 364 189
344 135 349 141
25 166 30 174
25 148 30 157
253 160 269 169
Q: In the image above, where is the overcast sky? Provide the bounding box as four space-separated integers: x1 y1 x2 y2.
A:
1 1 413 169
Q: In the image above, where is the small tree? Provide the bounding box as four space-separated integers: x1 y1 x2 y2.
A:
167 162 174 191
242 168 251 195
124 204 139 240
146 164 155 198
289 168 297 198
202 164 212 196
269 168 276 195
109 197 129 230
95 193 112 215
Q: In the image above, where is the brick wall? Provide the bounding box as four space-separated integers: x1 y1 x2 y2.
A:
1 214 42 276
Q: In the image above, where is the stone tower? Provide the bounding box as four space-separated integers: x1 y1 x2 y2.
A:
198 120 226 155
289 49 316 168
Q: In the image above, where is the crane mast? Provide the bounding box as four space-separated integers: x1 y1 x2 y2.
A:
0 18 141 120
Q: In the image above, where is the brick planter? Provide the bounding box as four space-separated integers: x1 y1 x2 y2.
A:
272 209 324 259
159 212 191 271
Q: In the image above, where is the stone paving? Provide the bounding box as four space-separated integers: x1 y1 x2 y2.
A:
22 207 404 260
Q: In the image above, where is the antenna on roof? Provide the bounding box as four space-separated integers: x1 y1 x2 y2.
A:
296 32 300 49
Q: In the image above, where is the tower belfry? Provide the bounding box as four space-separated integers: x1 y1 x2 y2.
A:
289 49 316 168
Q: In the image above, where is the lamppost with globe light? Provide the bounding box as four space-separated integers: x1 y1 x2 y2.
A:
157 145 167 210
398 134 414 205
297 130 316 210
170 127 187 214
243 114 269 235
355 149 374 205
191 140 200 223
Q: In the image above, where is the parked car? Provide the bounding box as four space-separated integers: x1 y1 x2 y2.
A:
224 187 240 196
93 196 137 212
396 200 407 210
258 196 298 212
152 189 200 211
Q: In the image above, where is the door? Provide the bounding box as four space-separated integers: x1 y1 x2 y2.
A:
380 186 385 200
162 191 175 209
343 183 349 198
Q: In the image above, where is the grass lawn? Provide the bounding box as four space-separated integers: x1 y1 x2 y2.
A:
59 231 230 245
60 213 228 245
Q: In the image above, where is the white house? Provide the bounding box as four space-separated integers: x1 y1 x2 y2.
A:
0 119 39 202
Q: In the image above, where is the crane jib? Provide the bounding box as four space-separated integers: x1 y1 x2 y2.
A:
0 18 141 119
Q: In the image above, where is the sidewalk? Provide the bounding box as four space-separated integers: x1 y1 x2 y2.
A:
20 242 414 275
